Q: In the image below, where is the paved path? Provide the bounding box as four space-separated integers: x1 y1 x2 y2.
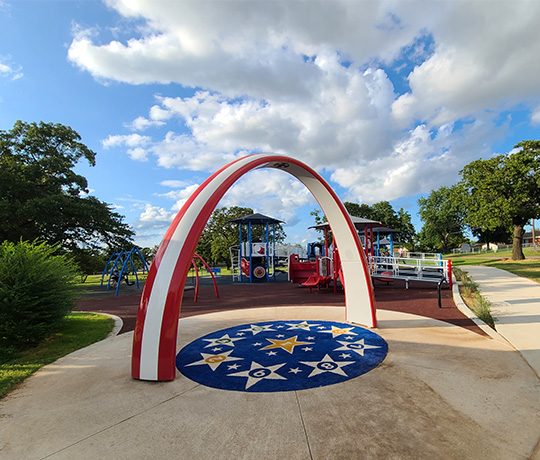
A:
2 307 540 460
462 265 540 377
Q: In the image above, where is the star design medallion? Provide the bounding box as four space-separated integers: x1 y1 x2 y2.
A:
261 335 313 354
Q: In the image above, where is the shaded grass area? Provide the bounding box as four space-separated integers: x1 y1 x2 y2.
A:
78 273 149 287
0 312 114 399
453 268 497 329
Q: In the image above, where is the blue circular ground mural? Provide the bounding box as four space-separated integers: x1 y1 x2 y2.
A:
176 320 388 392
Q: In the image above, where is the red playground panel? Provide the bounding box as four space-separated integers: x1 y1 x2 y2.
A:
288 254 318 284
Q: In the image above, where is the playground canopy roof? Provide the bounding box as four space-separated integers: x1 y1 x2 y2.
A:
228 213 285 225
310 216 382 231
359 226 401 234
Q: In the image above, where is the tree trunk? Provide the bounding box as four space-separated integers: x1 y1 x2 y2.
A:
512 224 525 260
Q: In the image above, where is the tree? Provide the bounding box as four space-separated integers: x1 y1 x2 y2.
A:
344 201 417 248
417 186 465 253
196 206 286 267
459 140 540 260
311 201 417 249
0 121 134 258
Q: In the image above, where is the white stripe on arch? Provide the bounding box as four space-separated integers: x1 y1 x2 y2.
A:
138 154 269 380
133 153 376 381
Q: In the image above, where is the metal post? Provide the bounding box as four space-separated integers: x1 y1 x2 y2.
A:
266 221 270 282
248 221 252 283
239 223 243 282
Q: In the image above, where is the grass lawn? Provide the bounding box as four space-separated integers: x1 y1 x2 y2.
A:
0 312 115 399
447 248 540 284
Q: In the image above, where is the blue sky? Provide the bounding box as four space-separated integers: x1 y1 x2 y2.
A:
1 0 539 249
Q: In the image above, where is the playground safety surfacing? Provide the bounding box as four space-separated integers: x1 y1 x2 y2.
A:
3 306 540 460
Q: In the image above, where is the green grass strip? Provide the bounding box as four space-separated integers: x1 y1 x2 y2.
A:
0 312 114 399
453 268 497 329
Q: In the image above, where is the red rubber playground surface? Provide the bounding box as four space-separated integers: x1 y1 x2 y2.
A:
75 278 485 336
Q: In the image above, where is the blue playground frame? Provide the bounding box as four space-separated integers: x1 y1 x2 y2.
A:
100 247 150 296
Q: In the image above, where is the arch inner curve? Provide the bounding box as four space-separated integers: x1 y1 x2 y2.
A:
132 154 376 381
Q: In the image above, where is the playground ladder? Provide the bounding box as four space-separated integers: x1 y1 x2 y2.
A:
230 246 241 282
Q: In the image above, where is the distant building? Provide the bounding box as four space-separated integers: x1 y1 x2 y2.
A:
523 231 540 245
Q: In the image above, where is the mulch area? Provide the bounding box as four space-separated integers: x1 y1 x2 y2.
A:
75 278 485 336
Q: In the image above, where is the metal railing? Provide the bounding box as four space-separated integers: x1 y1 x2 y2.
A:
368 255 451 288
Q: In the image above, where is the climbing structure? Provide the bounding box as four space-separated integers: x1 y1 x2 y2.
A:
101 247 149 296
132 153 375 382
229 213 283 283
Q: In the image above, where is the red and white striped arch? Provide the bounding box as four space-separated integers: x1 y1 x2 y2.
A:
132 154 376 381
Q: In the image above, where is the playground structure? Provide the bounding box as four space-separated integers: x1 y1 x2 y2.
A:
288 217 381 293
369 254 452 289
132 153 376 382
101 247 149 296
288 219 452 293
229 213 283 283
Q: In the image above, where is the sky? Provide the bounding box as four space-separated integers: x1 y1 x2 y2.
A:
1 0 539 249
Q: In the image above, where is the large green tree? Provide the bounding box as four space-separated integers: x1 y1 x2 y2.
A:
0 121 134 259
344 201 417 248
196 206 286 267
311 201 416 248
459 140 540 260
417 185 465 253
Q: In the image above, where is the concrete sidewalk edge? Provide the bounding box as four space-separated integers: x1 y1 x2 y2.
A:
451 279 506 343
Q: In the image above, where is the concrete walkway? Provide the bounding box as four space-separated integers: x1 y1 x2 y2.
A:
2 306 540 460
461 265 540 377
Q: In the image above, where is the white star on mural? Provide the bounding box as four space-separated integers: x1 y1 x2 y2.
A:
300 354 355 378
239 324 275 335
319 325 358 338
227 363 241 370
185 350 243 371
228 361 287 389
289 367 302 374
334 339 381 356
202 334 245 348
286 321 320 331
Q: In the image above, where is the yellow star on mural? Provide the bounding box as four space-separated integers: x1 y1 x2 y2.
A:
261 336 313 354
320 325 358 338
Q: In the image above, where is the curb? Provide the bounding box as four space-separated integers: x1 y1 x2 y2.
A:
451 279 507 343
79 311 123 337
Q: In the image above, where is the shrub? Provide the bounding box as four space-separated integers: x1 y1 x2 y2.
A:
0 241 79 354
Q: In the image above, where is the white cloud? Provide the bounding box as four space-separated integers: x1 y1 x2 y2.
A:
134 203 175 233
0 56 23 80
102 133 152 161
71 0 540 209
160 179 190 188
127 116 165 131
532 106 540 126
218 169 315 226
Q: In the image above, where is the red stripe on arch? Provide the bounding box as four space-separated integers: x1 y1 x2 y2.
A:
132 154 377 381
154 155 289 380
